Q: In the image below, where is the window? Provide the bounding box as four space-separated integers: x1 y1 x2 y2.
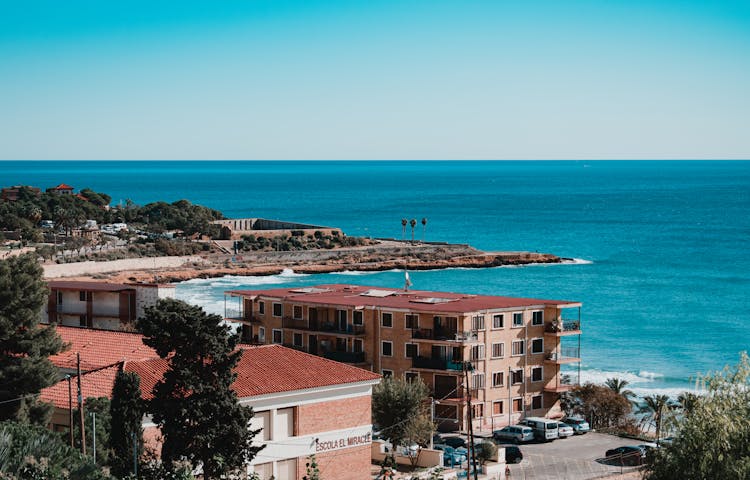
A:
511 369 524 385
472 403 484 419
381 312 393 328
258 327 266 343
492 371 504 388
274 407 294 440
405 343 418 359
513 312 524 327
405 371 419 382
337 310 347 323
512 340 525 356
272 303 282 317
276 459 297 479
258 301 265 314
471 315 485 331
57 291 63 304
272 329 282 344
382 369 393 377
532 311 544 326
405 314 419 329
531 367 543 382
353 338 363 353
512 397 524 413
381 341 393 357
293 333 303 347
493 401 504 416
79 315 86 327
531 395 543 410
493 314 504 329
471 373 485 390
293 305 303 319
79 291 86 301
491 342 505 358
250 410 271 441
470 344 485 360
531 338 544 354
353 310 363 326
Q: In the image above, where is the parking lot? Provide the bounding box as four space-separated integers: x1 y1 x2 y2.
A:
498 432 644 480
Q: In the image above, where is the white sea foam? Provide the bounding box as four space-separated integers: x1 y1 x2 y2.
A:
579 368 649 385
638 370 665 380
629 386 705 398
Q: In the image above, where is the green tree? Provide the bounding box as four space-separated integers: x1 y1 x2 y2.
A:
561 383 632 429
137 299 263 479
645 353 750 480
302 454 321 480
109 370 144 478
0 254 66 422
474 441 497 466
372 376 432 463
605 377 636 404
71 397 112 466
638 394 672 443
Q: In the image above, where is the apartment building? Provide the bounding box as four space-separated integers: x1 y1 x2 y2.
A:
224 284 581 432
42 281 175 331
42 327 380 480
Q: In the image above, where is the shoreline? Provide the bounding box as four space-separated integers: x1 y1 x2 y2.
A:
42 239 568 284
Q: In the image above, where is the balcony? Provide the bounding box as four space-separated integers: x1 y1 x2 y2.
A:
412 356 465 371
322 351 366 364
224 308 260 324
282 317 365 336
544 318 581 336
544 347 581 364
544 373 579 393
411 328 479 343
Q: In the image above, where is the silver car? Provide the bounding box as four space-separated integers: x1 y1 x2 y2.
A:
556 422 574 438
565 417 590 434
492 425 534 443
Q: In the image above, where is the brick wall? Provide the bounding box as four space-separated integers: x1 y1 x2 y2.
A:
296 445 371 480
297 395 372 436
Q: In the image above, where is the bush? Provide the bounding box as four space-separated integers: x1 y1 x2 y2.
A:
475 442 497 465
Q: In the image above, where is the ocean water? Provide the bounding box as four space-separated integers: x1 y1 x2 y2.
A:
3 160 749 396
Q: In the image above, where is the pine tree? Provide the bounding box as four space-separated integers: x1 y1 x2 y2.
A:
137 298 263 479
109 369 144 478
0 254 66 422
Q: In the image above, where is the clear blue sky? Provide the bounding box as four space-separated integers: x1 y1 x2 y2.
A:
1 1 748 160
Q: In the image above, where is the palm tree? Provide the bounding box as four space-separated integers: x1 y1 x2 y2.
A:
409 218 417 243
639 394 671 443
401 218 408 240
676 391 700 416
421 218 427 242
605 377 636 404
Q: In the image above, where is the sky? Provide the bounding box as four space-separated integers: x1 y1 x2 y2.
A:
0 1 749 160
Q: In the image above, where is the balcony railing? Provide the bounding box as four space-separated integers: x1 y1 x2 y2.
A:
322 351 366 364
412 356 465 371
545 346 581 363
282 317 365 335
545 318 581 334
411 328 478 342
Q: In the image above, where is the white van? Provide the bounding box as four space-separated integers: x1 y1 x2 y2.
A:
521 417 559 441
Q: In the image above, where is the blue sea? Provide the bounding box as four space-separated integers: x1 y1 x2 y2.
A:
3 160 749 397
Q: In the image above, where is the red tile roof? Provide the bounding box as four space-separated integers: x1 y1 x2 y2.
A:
50 326 158 371
43 328 380 408
41 363 121 409
51 183 74 190
227 284 579 313
47 281 136 292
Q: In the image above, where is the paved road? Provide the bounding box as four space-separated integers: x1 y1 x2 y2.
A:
501 432 644 480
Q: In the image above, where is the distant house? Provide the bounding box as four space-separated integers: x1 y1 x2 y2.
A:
42 281 175 331
212 218 342 240
41 326 380 479
1 185 41 202
47 183 75 195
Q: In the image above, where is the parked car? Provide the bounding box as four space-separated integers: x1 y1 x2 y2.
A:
556 422 574 438
520 417 559 441
434 444 467 466
442 436 467 449
605 446 646 466
492 425 534 444
498 444 523 463
432 433 444 445
565 417 591 434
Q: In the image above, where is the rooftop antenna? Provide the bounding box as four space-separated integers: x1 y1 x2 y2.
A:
404 270 412 292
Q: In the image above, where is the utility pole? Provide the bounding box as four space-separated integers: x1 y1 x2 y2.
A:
464 361 478 480
91 412 96 464
66 375 73 447
132 432 138 477
76 353 86 455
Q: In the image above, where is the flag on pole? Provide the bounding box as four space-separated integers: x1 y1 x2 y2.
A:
404 271 412 291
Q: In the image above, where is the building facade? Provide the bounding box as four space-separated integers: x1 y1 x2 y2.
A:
43 281 175 330
41 328 380 480
225 284 581 433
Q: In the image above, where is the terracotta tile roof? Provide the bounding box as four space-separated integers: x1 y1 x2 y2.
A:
227 284 579 313
47 281 136 292
51 183 74 190
50 326 158 371
41 363 121 409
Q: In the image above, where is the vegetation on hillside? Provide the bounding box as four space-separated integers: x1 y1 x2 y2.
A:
236 230 372 252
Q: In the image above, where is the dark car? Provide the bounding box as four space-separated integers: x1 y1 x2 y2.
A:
605 446 645 466
498 444 523 464
442 436 467 449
